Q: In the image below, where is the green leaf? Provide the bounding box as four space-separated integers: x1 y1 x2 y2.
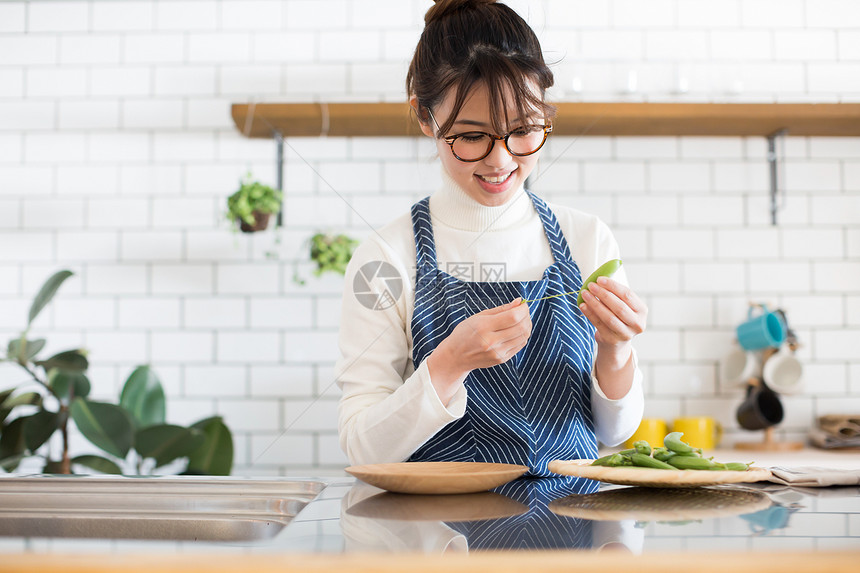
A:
8 337 46 364
50 370 91 402
0 389 13 426
35 349 88 373
0 453 25 472
70 398 134 459
186 416 233 476
1 391 43 427
0 417 26 470
0 388 14 405
23 409 59 452
28 270 74 327
135 424 204 468
119 365 165 428
72 454 122 475
1 392 42 409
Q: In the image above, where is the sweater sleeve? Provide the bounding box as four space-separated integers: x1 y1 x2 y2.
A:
578 215 646 447
335 235 467 466
590 348 645 446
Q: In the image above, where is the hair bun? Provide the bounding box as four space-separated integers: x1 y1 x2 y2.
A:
425 0 496 24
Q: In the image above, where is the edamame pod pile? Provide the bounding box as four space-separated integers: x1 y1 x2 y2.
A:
591 432 753 471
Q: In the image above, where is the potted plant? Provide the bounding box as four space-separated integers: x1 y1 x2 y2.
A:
293 232 359 285
0 270 233 476
226 174 283 233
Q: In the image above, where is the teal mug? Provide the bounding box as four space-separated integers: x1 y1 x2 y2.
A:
736 306 785 351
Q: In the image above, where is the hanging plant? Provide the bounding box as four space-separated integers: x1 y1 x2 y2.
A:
293 232 359 285
226 173 283 233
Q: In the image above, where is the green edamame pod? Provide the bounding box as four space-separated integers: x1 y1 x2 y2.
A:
630 452 675 470
652 447 676 462
577 259 623 305
667 455 720 470
601 453 631 467
671 448 704 458
633 440 652 455
722 462 751 471
664 431 694 454
590 454 616 466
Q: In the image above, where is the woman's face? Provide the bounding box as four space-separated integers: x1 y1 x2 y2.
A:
416 83 545 207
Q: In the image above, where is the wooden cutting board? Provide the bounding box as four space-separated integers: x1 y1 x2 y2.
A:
344 462 529 494
548 459 772 488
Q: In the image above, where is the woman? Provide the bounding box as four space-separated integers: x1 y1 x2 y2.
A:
335 0 647 476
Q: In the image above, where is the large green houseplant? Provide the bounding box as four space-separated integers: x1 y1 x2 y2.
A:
0 270 233 475
226 174 283 233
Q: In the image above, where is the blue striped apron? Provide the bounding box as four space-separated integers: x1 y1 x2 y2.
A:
447 477 598 549
408 191 598 476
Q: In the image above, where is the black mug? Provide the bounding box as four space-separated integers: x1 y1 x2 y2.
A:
736 380 784 431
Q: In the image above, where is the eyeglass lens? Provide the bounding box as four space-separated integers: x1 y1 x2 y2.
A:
452 127 547 161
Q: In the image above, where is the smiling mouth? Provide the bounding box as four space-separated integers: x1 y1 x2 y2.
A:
476 172 514 184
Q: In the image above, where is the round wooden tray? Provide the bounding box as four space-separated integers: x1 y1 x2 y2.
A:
549 486 772 521
345 462 529 495
548 459 772 488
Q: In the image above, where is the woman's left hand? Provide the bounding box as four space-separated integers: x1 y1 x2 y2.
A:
578 276 647 350
579 276 647 399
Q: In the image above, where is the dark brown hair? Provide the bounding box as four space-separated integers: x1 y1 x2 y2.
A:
407 0 556 137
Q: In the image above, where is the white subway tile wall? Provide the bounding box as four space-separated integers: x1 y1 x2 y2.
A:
1 0 858 476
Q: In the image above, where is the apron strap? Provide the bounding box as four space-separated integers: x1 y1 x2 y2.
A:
410 197 438 271
527 191 572 264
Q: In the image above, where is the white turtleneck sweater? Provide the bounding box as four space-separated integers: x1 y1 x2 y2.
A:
335 171 644 466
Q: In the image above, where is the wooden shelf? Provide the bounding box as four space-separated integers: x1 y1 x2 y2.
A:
231 102 860 138
231 102 422 138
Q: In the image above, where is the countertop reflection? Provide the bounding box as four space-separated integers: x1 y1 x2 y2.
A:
3 475 858 557
305 476 860 555
341 476 643 553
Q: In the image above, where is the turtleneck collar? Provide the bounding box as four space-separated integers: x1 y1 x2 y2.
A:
428 169 533 232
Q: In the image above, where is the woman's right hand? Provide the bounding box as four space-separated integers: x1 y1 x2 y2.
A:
426 298 532 404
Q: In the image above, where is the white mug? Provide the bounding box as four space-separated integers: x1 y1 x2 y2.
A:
721 347 760 389
762 346 803 395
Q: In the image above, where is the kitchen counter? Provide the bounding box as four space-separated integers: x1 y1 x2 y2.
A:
1 451 859 572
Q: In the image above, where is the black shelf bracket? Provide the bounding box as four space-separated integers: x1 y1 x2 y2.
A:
767 129 788 226
275 130 284 227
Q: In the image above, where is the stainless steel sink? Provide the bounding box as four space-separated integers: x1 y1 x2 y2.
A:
0 475 325 542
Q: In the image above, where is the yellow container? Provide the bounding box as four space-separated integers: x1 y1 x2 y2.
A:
672 417 722 450
623 418 668 450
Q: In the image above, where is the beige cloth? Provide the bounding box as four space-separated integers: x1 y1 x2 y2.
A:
810 415 860 448
809 427 860 449
767 466 860 487
818 414 860 437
